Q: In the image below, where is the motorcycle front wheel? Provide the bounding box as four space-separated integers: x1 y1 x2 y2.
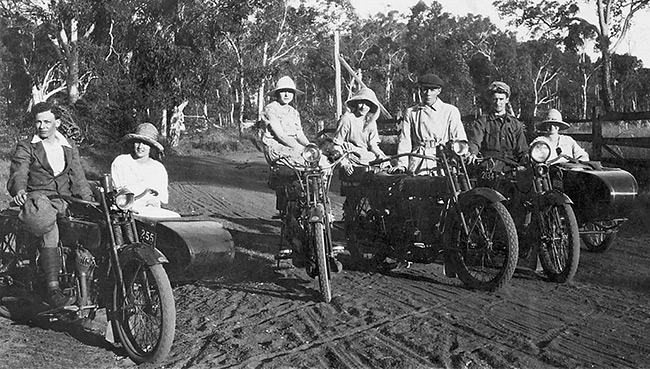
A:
536 203 580 283
313 222 332 303
447 199 518 292
111 261 176 364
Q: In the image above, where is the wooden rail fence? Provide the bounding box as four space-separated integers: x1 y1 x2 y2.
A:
377 110 650 166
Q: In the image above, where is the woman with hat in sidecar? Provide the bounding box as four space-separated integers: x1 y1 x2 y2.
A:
531 108 589 163
332 87 387 173
111 122 180 219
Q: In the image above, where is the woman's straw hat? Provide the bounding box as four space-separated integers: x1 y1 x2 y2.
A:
345 87 380 110
268 76 304 96
537 109 570 131
124 123 164 152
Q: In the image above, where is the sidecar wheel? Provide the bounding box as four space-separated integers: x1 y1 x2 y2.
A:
111 262 175 364
536 203 580 283
581 221 618 253
447 199 518 292
343 195 371 263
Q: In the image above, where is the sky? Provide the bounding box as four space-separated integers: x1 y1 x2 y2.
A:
348 0 650 66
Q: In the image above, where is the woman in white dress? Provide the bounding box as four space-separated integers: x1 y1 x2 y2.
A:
111 122 180 218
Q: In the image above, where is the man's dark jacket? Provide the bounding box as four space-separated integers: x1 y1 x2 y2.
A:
7 138 92 200
466 113 528 163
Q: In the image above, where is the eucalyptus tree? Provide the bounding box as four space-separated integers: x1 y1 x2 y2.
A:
494 0 650 113
0 0 99 106
403 1 476 113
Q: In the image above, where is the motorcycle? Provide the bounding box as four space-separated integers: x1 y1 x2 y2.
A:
270 143 351 303
0 174 176 364
341 140 519 292
475 140 581 283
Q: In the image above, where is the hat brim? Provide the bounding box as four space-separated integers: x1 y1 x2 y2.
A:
537 120 570 130
419 84 443 89
345 97 379 110
124 133 164 152
267 88 305 97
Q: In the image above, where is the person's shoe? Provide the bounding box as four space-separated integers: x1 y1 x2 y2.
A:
46 288 75 308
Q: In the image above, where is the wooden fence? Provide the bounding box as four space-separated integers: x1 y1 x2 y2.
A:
377 110 650 166
565 110 650 167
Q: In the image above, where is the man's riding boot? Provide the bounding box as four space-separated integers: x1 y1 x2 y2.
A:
39 247 74 308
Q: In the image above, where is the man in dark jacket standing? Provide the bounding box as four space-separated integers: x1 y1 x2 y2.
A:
466 81 528 164
7 101 93 308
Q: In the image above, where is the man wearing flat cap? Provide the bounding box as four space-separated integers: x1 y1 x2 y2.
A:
466 81 528 165
392 73 467 175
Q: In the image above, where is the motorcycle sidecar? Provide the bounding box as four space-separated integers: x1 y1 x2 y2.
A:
135 216 235 280
556 162 638 253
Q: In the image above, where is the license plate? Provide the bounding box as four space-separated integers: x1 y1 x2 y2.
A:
140 228 157 246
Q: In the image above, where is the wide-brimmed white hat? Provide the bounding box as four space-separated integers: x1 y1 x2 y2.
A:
345 87 380 110
124 123 164 152
537 109 570 131
268 76 304 96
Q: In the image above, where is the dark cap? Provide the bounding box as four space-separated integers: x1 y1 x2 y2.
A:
487 81 511 97
418 74 445 89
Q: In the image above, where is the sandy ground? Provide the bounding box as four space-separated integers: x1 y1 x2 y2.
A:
1 150 649 369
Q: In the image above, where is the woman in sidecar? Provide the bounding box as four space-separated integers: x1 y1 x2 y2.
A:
111 123 180 219
333 87 387 169
530 110 637 253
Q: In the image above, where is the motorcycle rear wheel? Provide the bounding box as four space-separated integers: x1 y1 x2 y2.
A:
447 199 518 292
536 203 580 283
111 261 176 364
313 222 332 303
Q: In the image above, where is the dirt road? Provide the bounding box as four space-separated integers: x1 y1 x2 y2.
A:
1 151 649 369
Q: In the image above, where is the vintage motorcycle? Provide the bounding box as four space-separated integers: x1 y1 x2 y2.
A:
271 144 351 303
341 140 519 292
0 174 176 364
475 140 581 283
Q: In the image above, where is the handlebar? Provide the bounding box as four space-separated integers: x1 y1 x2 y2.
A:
475 156 526 175
49 194 101 207
368 152 438 167
275 149 356 172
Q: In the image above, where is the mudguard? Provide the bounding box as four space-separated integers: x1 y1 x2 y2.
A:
534 190 573 209
119 242 169 266
136 218 235 279
458 187 507 205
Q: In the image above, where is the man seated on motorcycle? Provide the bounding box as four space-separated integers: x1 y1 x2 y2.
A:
466 81 528 167
389 73 467 175
7 101 94 308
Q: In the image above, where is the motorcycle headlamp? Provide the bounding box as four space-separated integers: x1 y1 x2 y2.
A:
302 143 321 165
114 188 135 210
529 141 551 163
450 140 469 156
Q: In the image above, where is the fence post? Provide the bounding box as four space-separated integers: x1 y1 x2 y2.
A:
591 107 602 160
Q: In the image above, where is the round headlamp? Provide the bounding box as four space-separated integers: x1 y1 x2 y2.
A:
451 140 469 156
302 143 321 165
529 141 551 163
115 188 135 210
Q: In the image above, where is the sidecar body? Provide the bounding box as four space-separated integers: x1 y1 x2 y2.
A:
558 162 638 222
555 162 638 252
136 216 235 280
